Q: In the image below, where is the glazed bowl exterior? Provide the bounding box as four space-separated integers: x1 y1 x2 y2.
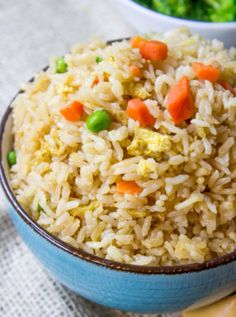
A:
113 0 236 47
1 61 236 313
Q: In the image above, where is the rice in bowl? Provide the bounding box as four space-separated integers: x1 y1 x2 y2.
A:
9 29 236 266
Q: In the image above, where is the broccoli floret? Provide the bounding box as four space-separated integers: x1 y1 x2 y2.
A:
152 0 191 18
134 0 152 8
133 0 236 22
191 1 210 21
204 0 235 22
151 0 171 16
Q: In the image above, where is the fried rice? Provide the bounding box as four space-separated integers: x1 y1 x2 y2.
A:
9 28 236 266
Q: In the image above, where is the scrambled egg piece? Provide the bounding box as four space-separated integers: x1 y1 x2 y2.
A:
128 210 150 218
54 74 79 97
127 128 171 158
137 158 157 177
41 129 65 156
33 129 74 165
70 200 101 218
124 82 150 99
196 126 206 138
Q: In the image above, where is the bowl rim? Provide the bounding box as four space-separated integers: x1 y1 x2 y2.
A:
1 39 236 275
118 0 236 28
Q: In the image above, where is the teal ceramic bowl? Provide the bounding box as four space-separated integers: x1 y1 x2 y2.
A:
1 40 236 314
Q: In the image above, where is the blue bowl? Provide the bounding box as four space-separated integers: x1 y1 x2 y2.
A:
1 41 236 313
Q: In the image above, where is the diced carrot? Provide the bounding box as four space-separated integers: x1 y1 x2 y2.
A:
167 76 194 124
131 36 145 49
192 62 220 83
220 81 236 97
60 101 84 122
129 64 142 78
91 76 99 87
131 37 168 61
127 98 155 127
140 40 168 61
117 181 142 195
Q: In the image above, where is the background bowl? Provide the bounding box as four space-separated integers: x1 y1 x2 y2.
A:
113 0 236 47
1 41 236 313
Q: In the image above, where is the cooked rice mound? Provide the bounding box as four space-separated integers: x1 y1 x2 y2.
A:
10 29 236 266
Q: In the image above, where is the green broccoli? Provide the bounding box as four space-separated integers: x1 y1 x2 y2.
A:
133 0 236 22
134 0 152 8
191 1 211 21
152 0 191 18
204 0 235 22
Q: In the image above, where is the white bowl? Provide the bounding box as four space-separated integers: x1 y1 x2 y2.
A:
113 0 236 47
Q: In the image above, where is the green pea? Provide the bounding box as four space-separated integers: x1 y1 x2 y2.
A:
37 203 45 213
95 56 103 64
55 57 68 73
7 150 16 167
86 110 112 133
